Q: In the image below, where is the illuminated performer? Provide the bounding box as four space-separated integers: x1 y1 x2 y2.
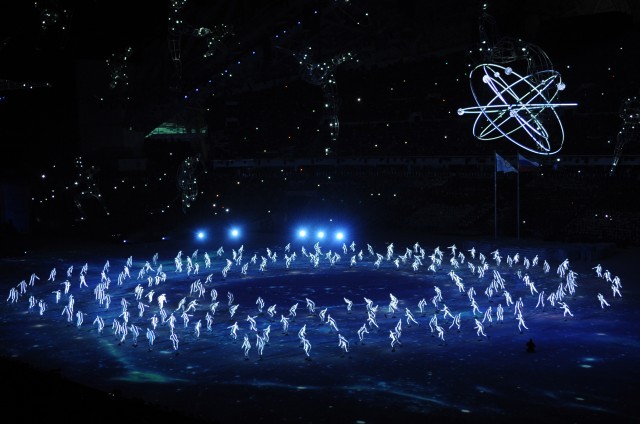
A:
338 334 349 355
597 293 610 309
405 308 419 326
288 302 299 319
175 297 186 312
496 303 504 322
357 323 369 344
150 313 159 330
441 304 455 321
61 304 73 324
482 306 493 326
75 310 85 328
318 307 328 323
228 322 240 340
280 315 290 335
387 293 399 318
344 297 353 313
181 311 192 328
170 332 179 353
326 314 339 333
592 264 603 278
255 334 266 359
28 295 36 313
435 322 446 343
558 301 573 319
254 296 265 314
130 324 141 346
205 312 213 331
611 282 622 298
503 290 514 308
242 334 251 359
305 298 316 315
449 313 461 331
298 323 307 345
267 304 277 319
185 299 198 313
516 312 528 333
474 318 487 339
262 324 271 344
418 298 427 316
366 311 379 330
38 299 46 316
302 337 312 359
389 330 400 352
536 291 545 309
394 319 403 345
93 316 105 334
6 287 19 303
146 328 156 350
229 304 239 319
470 299 482 317
247 315 258 332
194 320 202 338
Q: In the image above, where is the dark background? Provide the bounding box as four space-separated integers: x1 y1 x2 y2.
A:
2 0 640 252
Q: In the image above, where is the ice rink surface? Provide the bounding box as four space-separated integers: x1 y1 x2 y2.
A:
1 236 638 423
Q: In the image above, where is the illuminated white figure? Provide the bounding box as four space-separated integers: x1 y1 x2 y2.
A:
228 322 239 339
305 298 315 314
357 323 369 343
344 297 353 312
389 330 400 351
247 315 258 332
405 308 419 326
146 328 155 350
267 304 277 318
474 318 487 338
597 293 610 309
326 315 339 333
170 332 179 352
280 315 290 334
256 297 265 313
337 334 349 354
558 301 573 319
458 63 576 155
255 334 265 358
417 298 427 315
302 337 311 358
242 334 251 358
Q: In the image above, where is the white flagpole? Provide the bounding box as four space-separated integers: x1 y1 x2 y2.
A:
494 152 497 240
517 153 520 240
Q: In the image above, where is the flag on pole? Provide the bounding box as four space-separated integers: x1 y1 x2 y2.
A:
518 153 541 172
496 153 517 173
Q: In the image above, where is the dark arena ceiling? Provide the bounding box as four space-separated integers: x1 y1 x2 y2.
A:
1 0 639 170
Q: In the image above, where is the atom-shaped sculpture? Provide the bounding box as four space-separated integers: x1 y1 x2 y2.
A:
458 63 577 155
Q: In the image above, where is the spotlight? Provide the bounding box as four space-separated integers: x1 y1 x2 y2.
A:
229 227 240 238
317 230 326 239
335 231 345 241
298 229 307 238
